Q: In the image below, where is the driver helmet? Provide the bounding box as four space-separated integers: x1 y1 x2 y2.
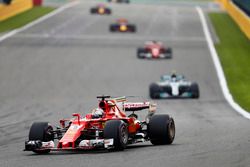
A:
171 71 177 81
92 108 104 118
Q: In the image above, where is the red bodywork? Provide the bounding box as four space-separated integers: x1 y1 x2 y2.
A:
144 42 165 58
57 98 154 149
144 42 166 58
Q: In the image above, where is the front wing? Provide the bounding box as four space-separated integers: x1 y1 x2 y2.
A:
24 139 114 151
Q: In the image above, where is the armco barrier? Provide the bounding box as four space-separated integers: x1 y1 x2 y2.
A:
0 0 33 21
217 0 250 39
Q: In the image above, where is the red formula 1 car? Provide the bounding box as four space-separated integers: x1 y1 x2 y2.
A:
137 41 172 59
90 4 111 15
24 96 175 153
110 19 136 33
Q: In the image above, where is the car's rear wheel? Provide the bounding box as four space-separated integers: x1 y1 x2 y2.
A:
104 120 128 151
148 115 175 145
190 82 199 98
149 83 161 99
29 122 54 154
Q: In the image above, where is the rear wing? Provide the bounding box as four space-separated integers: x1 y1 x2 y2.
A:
124 102 156 112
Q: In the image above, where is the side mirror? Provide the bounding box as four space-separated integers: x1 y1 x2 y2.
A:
72 113 81 125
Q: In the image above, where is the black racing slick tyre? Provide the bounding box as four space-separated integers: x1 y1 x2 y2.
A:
104 120 128 151
149 83 161 99
90 8 96 14
29 122 54 154
148 115 175 145
109 25 116 32
106 9 111 15
137 48 145 59
164 48 172 59
190 82 199 98
129 25 136 32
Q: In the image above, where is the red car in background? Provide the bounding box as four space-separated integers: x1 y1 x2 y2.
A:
24 96 175 153
137 41 172 59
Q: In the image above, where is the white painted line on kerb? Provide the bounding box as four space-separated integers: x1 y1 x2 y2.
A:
196 6 250 120
0 1 80 43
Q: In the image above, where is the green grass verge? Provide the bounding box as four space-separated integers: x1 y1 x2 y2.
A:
209 13 250 112
0 7 55 33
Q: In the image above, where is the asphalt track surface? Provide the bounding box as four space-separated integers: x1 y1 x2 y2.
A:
0 1 250 167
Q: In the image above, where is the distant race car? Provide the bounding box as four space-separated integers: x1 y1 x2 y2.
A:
137 41 172 59
90 4 111 15
24 96 175 153
107 0 129 3
110 19 136 32
150 74 199 99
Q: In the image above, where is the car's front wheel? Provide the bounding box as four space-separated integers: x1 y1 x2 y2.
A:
29 122 54 154
149 83 161 99
190 82 199 98
104 120 128 151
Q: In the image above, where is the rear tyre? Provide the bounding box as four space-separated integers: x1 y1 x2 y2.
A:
104 120 128 151
148 115 175 145
190 82 199 98
29 122 54 154
149 83 161 99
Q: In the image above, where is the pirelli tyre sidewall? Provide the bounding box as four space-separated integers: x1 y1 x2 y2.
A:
104 120 128 151
29 122 54 154
148 115 175 145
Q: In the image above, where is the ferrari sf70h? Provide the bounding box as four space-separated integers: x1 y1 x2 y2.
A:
137 41 172 59
24 96 175 153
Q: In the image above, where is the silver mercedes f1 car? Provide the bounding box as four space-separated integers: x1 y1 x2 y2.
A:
149 74 199 99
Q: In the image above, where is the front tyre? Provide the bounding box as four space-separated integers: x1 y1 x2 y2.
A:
148 115 175 145
104 120 128 151
190 82 199 98
149 83 161 99
109 25 116 32
29 122 54 154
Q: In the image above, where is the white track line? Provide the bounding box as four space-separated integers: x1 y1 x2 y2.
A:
196 6 250 119
0 1 80 43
